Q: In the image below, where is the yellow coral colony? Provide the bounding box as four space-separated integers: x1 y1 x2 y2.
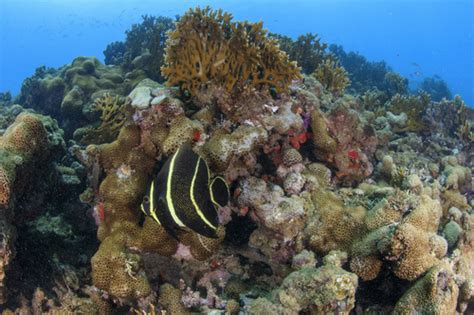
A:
161 6 300 97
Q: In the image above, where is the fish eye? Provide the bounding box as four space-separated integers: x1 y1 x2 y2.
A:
143 196 150 204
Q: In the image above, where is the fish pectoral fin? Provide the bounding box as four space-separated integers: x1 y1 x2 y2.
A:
210 176 230 208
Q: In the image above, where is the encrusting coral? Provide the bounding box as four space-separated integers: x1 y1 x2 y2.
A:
162 6 300 97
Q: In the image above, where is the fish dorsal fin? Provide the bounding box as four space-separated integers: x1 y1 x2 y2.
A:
210 176 229 208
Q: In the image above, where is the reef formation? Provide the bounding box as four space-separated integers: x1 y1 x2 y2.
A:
0 6 473 315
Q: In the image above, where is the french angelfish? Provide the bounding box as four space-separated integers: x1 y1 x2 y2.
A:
140 143 229 239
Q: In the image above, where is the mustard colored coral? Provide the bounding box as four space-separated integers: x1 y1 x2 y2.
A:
162 6 300 96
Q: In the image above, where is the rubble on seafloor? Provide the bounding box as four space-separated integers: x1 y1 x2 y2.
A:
0 6 472 315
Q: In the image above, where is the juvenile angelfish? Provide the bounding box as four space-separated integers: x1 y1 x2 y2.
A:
140 143 229 239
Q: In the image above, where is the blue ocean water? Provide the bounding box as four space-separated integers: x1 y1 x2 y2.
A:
0 0 472 105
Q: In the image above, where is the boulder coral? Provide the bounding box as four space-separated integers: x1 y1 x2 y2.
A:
350 194 447 281
0 113 53 304
393 264 459 314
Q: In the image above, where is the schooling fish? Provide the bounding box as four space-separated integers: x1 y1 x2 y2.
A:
140 143 229 239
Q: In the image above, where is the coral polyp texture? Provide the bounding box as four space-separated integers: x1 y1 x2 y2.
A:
0 5 473 315
0 113 53 304
161 6 300 97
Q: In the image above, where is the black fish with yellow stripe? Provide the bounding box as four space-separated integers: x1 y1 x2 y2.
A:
140 143 229 239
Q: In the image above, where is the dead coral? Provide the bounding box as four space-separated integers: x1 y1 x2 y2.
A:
161 6 300 97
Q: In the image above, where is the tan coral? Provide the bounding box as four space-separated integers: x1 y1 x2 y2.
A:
0 112 48 159
159 284 190 314
162 6 300 97
162 115 203 155
282 147 303 167
0 167 12 207
384 223 446 281
202 125 268 172
312 59 350 96
79 93 129 145
393 264 459 314
310 108 337 156
305 189 366 254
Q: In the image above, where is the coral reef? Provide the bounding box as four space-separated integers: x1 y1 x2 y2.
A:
419 75 452 101
1 5 473 315
387 92 431 133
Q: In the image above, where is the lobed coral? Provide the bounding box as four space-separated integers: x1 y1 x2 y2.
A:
0 113 54 304
393 264 459 314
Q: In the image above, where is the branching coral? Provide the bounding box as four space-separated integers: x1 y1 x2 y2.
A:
161 6 300 97
78 93 129 145
312 59 350 96
270 32 330 74
387 92 431 133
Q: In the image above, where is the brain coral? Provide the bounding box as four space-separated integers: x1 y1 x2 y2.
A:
162 6 300 97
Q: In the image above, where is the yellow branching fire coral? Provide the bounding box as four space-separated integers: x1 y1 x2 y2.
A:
80 93 129 144
161 6 300 97
312 59 350 96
